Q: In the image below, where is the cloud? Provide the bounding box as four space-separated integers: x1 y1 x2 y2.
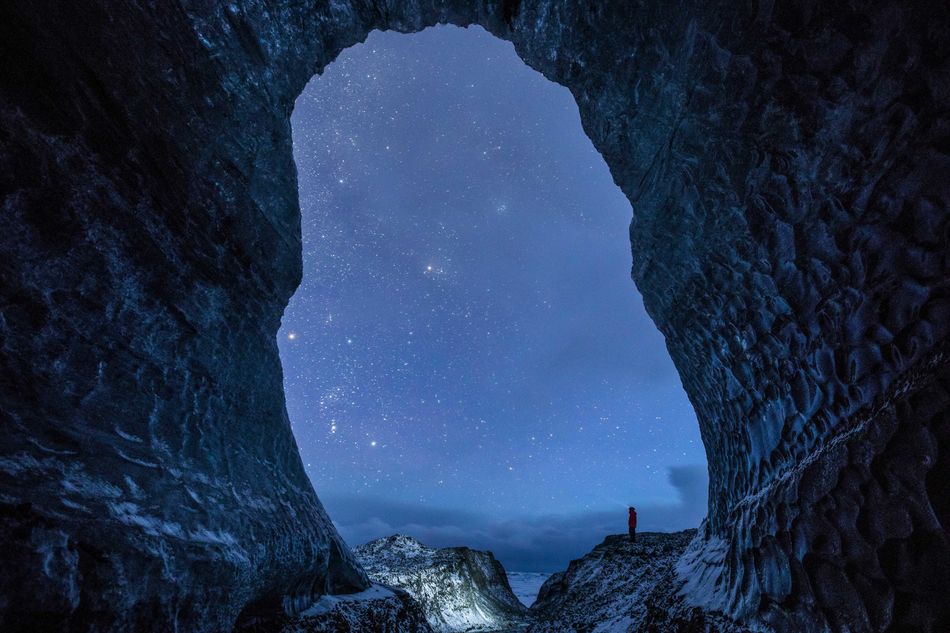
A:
321 465 708 572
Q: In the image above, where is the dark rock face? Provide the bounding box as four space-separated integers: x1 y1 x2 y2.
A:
1 1 948 632
354 535 528 632
529 531 748 632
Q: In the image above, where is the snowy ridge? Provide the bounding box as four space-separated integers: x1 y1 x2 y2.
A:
528 531 754 632
299 584 396 617
355 535 529 632
276 583 433 633
271 583 432 633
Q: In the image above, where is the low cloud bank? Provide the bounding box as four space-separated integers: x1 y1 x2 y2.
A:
322 464 707 572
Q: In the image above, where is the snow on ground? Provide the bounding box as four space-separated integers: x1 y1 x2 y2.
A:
299 584 396 617
505 572 551 608
281 583 432 632
529 532 694 632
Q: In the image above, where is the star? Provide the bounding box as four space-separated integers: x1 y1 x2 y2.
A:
278 23 705 558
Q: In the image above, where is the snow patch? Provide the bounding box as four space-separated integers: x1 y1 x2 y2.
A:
114 426 144 443
115 449 159 469
674 527 730 613
299 584 396 617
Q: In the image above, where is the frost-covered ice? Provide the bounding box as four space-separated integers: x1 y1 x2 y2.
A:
674 525 730 613
505 572 550 608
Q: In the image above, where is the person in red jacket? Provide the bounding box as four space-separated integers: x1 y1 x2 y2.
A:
628 507 637 543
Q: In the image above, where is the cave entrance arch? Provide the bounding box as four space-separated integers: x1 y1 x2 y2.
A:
279 24 707 570
3 2 948 632
273 5 950 630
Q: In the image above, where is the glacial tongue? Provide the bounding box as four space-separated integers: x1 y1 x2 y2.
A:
355 535 529 632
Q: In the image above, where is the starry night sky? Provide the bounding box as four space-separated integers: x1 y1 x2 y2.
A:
279 25 708 571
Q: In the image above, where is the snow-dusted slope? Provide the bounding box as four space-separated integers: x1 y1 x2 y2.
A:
354 535 529 632
529 530 752 632
273 584 433 633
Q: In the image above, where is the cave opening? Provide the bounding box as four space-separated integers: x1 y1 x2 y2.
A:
4 2 950 630
280 25 707 574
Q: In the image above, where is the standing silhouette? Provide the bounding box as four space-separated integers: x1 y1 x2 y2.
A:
628 507 637 543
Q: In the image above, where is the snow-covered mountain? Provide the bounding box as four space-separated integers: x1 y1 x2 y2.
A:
354 535 529 632
528 530 752 632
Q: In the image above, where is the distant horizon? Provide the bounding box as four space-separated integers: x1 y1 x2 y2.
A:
321 462 707 573
342 521 702 575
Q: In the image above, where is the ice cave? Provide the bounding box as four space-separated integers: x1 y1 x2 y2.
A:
1 1 948 632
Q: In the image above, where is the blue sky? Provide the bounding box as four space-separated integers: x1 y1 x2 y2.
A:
280 25 707 571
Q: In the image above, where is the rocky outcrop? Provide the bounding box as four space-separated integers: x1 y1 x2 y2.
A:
1 0 948 631
263 584 433 633
355 535 528 632
529 531 747 633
